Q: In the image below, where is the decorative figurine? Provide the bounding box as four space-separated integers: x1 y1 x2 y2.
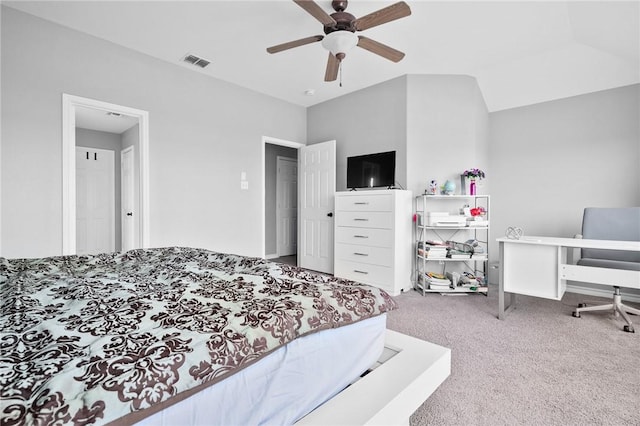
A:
428 180 438 195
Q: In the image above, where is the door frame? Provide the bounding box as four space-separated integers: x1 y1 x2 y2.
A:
261 136 304 259
276 156 297 257
62 94 150 255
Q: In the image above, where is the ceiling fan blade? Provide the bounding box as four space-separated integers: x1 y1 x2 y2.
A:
357 36 405 62
324 53 339 82
293 0 337 26
267 35 324 54
353 1 411 31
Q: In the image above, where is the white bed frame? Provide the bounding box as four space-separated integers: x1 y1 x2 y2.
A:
297 330 451 425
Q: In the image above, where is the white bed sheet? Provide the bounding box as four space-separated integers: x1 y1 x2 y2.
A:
135 314 387 426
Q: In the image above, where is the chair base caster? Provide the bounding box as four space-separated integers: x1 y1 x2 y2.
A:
572 311 580 318
577 303 587 308
623 325 635 333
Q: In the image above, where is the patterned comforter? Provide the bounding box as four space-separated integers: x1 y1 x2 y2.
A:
0 247 397 426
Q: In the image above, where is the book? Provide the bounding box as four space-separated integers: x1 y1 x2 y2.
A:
468 220 489 227
429 283 451 290
426 250 447 259
447 250 471 259
426 272 448 280
425 272 451 286
428 254 447 259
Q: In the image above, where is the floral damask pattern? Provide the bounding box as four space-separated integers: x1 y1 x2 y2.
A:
0 247 397 425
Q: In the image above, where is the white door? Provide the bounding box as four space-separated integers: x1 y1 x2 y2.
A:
277 157 297 257
76 147 115 255
121 146 135 252
298 140 336 273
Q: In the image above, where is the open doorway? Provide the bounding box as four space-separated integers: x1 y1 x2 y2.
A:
263 137 303 266
74 107 137 254
262 137 336 273
62 94 149 255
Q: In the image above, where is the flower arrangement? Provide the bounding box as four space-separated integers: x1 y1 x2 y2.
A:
462 168 485 180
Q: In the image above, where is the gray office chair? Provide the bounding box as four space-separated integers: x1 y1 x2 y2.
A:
572 207 640 333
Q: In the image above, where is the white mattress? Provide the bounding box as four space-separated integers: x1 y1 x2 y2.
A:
135 314 387 426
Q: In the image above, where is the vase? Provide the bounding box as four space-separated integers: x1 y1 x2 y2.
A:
443 180 456 195
470 179 477 195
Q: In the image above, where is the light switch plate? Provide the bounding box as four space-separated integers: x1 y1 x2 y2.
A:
241 181 248 190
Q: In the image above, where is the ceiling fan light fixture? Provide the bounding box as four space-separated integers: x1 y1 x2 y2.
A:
321 30 358 57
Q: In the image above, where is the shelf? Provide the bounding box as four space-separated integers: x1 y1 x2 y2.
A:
414 281 489 294
421 194 489 199
416 255 487 262
419 225 489 230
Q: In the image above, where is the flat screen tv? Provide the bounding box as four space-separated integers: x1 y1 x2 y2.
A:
347 151 396 189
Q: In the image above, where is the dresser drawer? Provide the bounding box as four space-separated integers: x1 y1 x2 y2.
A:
334 259 394 293
335 227 393 248
336 211 393 229
335 243 392 267
335 194 393 212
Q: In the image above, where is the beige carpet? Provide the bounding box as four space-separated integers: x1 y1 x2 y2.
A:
386 287 640 426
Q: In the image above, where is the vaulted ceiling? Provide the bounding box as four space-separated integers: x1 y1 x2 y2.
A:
5 1 639 111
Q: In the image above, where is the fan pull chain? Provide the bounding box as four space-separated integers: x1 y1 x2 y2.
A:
339 61 343 87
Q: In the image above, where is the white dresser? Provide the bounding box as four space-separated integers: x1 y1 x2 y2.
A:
334 190 412 296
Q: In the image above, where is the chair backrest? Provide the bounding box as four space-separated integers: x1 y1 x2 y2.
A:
581 207 640 263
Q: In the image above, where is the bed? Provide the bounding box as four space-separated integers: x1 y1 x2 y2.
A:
0 247 397 426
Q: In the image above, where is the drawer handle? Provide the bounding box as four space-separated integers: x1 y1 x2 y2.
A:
353 235 369 238
353 252 369 256
354 218 369 221
353 270 369 275
354 202 369 205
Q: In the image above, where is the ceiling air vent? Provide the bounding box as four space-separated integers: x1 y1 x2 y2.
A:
183 53 211 69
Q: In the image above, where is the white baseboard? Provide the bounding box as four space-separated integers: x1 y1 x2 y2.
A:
265 253 279 259
565 284 640 304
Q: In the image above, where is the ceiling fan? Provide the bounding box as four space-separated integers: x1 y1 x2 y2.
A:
267 0 412 82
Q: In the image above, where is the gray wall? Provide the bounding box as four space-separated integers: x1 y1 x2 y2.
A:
490 84 640 295
264 144 297 256
1 6 306 258
489 84 640 251
307 74 489 197
406 75 489 197
307 76 408 191
76 128 123 251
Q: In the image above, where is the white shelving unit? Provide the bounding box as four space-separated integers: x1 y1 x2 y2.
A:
414 194 490 295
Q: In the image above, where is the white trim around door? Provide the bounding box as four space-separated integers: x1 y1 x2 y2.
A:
62 94 150 255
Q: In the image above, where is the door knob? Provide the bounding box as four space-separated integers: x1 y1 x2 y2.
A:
126 212 133 216
327 212 333 217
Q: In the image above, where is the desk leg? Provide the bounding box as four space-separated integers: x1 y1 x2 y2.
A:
498 241 516 319
499 291 515 320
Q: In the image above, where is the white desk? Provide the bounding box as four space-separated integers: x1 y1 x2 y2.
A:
497 236 640 319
